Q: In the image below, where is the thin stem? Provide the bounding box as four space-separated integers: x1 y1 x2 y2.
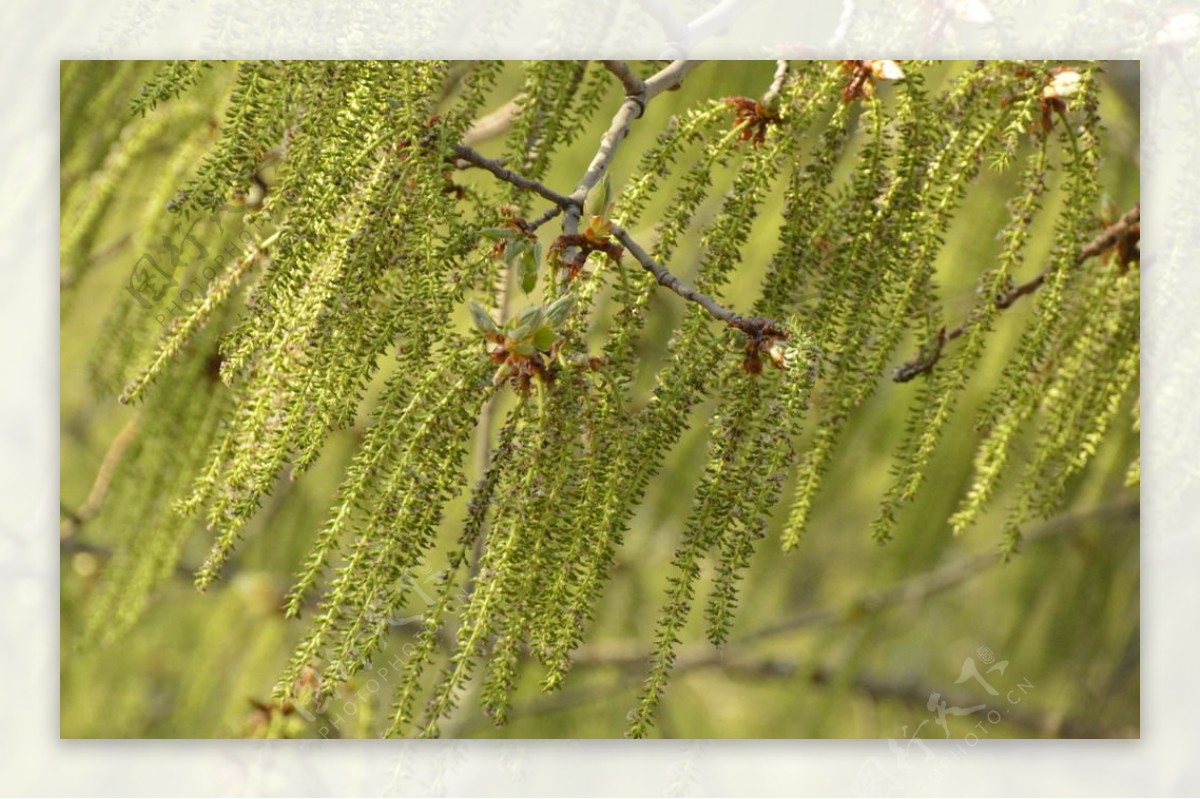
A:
450 144 576 209
686 0 755 45
527 204 563 231
572 497 1136 662
610 222 748 327
461 97 522 147
456 61 782 338
458 498 1135 737
761 60 789 107
61 536 196 580
636 0 688 52
894 202 1140 382
827 0 856 49
566 60 701 216
60 415 141 539
600 60 645 98
556 59 699 292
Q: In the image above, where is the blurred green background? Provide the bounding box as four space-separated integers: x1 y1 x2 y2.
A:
60 60 1139 739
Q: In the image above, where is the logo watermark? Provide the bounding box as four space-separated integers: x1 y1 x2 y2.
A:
123 204 273 329
856 646 1035 797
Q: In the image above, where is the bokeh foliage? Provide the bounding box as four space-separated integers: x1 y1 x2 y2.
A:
60 60 1139 739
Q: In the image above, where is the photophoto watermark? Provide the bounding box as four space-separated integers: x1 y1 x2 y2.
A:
123 204 273 328
278 559 463 738
856 646 1035 797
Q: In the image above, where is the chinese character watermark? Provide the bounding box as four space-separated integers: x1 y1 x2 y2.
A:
857 646 1035 797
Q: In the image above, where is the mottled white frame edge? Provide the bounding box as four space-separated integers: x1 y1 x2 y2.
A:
7 0 1193 794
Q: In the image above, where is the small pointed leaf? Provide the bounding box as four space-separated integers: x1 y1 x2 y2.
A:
586 174 613 220
544 294 575 328
509 306 545 341
503 238 528 265
518 241 540 294
479 226 518 241
532 325 557 351
468 300 500 334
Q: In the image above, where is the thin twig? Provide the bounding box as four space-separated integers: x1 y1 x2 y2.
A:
450 144 575 209
636 0 689 53
526 204 563 231
573 497 1137 665
636 0 755 56
762 60 789 107
999 201 1142 309
719 660 1118 737
60 536 197 580
600 60 645 98
894 202 1140 382
461 98 522 147
461 492 1133 741
455 62 784 339
686 0 755 45
87 233 133 267
60 415 140 539
554 60 698 294
610 222 749 327
477 499 1138 734
736 497 1137 647
565 60 701 220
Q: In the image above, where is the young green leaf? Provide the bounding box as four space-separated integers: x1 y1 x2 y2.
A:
532 325 557 351
468 300 500 335
509 306 545 341
479 226 519 241
586 174 613 220
503 238 528 266
544 294 575 328
518 241 540 294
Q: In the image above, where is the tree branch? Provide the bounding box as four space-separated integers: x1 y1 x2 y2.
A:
573 497 1137 664
479 498 1137 737
894 202 1140 382
687 659 1117 737
466 601 1128 737
610 222 752 328
827 0 857 49
564 60 701 220
552 59 700 305
762 60 789 107
526 204 563 231
453 67 779 339
461 97 522 147
635 0 756 56
61 535 196 580
450 143 576 209
685 0 756 47
738 497 1137 646
635 0 689 52
60 415 140 539
599 60 645 98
